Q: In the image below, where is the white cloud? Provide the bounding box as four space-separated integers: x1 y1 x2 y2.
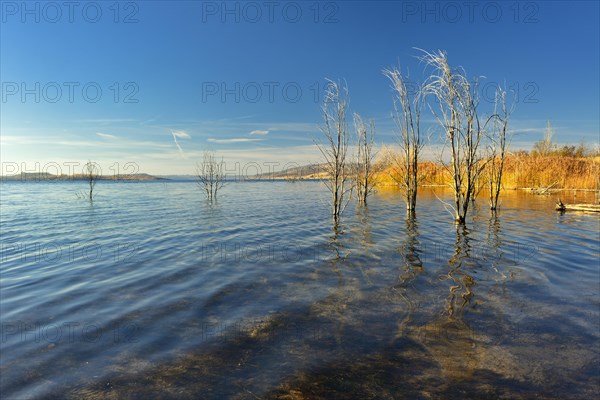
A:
207 138 264 144
96 132 118 139
249 130 269 136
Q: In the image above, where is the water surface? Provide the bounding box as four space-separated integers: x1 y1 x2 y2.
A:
1 181 599 399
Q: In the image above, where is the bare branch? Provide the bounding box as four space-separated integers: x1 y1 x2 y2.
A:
419 49 488 223
383 65 424 211
316 79 352 222
83 160 99 200
487 85 514 210
196 151 226 202
353 113 377 205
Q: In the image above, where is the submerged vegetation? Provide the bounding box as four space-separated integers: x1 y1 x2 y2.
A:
420 49 492 223
75 161 99 200
316 80 353 222
196 151 226 202
313 50 597 223
318 49 519 223
353 113 377 205
383 63 424 213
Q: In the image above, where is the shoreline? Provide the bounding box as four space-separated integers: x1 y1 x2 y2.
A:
379 183 600 192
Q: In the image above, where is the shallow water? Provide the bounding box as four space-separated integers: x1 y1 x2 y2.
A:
1 181 599 399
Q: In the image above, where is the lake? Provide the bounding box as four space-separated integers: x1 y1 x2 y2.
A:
1 180 598 399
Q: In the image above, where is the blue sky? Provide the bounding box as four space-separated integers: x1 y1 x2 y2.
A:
1 0 599 175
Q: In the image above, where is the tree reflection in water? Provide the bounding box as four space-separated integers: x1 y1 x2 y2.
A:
444 224 475 319
393 211 424 337
486 214 512 281
413 224 481 381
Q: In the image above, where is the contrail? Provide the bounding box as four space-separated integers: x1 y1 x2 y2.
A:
171 130 190 155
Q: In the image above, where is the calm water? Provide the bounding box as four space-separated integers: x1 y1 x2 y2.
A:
1 181 599 399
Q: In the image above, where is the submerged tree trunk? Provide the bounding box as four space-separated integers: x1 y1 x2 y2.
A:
420 50 489 224
383 66 424 212
488 86 512 211
354 113 376 205
84 160 98 200
317 80 352 222
196 151 225 202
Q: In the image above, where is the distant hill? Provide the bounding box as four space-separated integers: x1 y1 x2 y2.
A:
253 163 327 180
1 172 167 181
0 165 333 182
157 166 328 181
155 175 196 181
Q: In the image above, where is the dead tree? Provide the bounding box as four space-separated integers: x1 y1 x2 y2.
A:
196 151 225 202
84 161 99 200
487 86 513 210
353 113 376 205
421 50 491 224
532 120 555 156
317 79 352 222
383 65 425 212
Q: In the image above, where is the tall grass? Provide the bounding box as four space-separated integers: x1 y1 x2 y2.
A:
502 154 599 189
377 154 600 190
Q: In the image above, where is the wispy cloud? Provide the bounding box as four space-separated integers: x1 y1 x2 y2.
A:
74 118 137 124
171 130 191 139
249 130 269 136
171 130 191 154
96 132 118 139
207 138 264 144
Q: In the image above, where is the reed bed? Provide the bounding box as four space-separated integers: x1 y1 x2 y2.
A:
376 154 600 190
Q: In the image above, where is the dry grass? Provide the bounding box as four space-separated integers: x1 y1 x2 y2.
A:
376 161 445 187
501 154 600 189
375 154 600 190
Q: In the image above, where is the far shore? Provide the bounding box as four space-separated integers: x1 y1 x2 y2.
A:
0 172 166 181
